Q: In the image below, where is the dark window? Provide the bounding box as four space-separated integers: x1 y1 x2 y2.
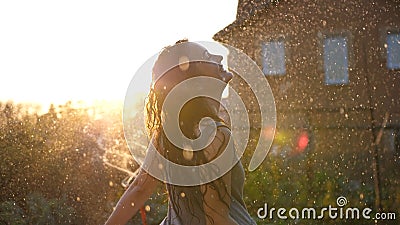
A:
323 36 349 85
387 33 400 70
261 39 286 75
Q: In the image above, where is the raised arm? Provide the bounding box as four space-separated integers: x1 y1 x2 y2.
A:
105 168 160 225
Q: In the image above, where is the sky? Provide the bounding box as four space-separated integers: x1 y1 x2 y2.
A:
0 0 237 107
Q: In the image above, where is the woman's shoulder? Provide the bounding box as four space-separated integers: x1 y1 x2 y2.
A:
203 122 231 161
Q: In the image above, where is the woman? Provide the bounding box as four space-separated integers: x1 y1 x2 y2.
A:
105 40 256 225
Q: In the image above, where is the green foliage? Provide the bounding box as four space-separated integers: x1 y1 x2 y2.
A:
243 136 398 225
1 101 398 225
0 201 25 225
0 101 137 224
127 189 168 225
0 192 76 225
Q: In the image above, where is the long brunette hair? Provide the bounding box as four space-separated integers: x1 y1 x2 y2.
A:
145 40 231 224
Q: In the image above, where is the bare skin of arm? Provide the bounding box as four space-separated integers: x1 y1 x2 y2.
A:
201 127 239 225
104 169 160 225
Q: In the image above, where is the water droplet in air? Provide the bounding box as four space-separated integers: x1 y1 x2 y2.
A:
183 146 194 160
179 56 190 71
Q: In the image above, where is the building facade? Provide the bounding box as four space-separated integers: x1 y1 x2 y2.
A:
214 0 400 210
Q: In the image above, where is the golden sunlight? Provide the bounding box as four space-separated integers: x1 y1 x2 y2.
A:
0 0 236 110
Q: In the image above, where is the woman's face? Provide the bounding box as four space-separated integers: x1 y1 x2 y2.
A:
185 44 231 114
153 42 231 133
187 43 233 83
154 42 233 92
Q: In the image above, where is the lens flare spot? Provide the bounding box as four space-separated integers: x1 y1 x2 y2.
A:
179 56 190 71
296 131 309 153
262 126 275 141
274 131 288 144
183 146 194 161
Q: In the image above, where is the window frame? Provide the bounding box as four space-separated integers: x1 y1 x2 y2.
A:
318 30 353 86
386 30 400 71
378 26 400 71
257 35 288 76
